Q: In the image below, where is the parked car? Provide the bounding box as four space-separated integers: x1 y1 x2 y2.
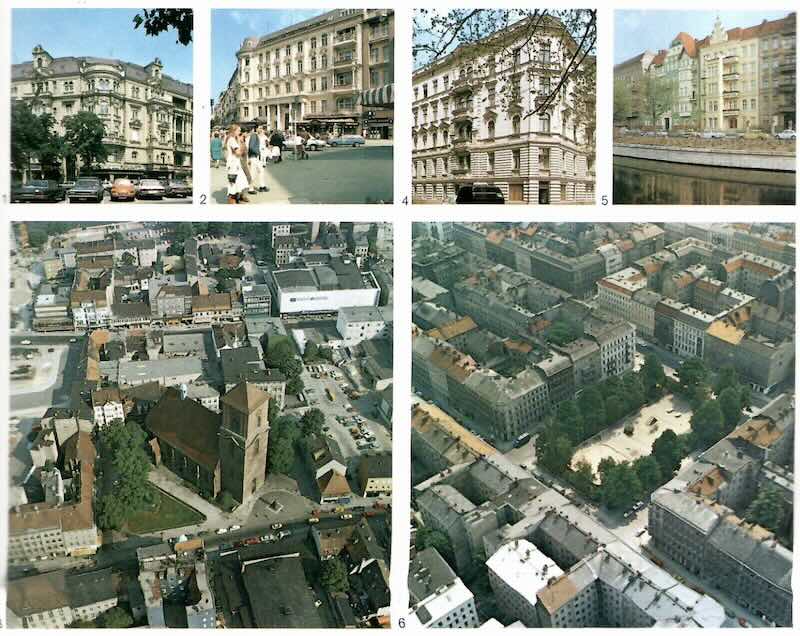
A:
271 522 283 530
136 178 166 200
110 178 136 202
229 524 241 531
68 177 105 203
216 528 228 535
701 130 725 139
328 134 366 147
775 129 796 140
305 137 327 150
15 179 66 203
456 183 505 204
59 181 76 194
165 179 192 198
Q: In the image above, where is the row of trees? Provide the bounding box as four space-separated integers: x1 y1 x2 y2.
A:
12 102 109 181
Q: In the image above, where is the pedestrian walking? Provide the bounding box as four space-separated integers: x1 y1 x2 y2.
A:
210 132 223 169
224 124 249 204
257 127 271 192
270 130 284 162
247 127 267 193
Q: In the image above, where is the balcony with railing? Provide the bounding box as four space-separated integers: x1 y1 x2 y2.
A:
722 71 741 81
779 76 796 92
449 76 474 95
451 102 472 122
333 55 356 68
451 136 470 153
779 60 796 73
334 32 356 47
369 27 390 42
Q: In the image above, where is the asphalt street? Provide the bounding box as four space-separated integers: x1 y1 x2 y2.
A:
211 143 393 204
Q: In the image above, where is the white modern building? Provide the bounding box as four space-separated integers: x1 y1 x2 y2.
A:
91 388 125 427
269 259 380 316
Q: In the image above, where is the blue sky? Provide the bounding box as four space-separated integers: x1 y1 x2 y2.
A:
12 9 193 83
615 10 791 64
211 9 327 99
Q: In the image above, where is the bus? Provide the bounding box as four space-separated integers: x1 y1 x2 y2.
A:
325 388 335 402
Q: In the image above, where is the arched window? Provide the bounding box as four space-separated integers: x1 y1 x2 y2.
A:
487 120 495 139
512 115 521 135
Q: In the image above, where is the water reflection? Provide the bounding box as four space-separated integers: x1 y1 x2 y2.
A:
613 156 796 205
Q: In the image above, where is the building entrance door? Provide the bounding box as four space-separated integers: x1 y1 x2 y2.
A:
509 184 523 202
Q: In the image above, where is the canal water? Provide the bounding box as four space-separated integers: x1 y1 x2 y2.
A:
613 156 796 205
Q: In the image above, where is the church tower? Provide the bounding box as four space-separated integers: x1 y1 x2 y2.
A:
218 382 270 503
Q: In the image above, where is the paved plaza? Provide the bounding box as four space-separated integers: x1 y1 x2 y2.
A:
211 142 393 204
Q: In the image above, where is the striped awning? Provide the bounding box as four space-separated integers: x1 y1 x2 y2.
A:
360 84 394 107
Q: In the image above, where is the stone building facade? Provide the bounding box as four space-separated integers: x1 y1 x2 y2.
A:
412 15 595 203
12 45 193 181
229 9 394 138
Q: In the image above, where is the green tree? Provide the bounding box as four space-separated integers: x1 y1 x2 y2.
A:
133 9 193 45
267 435 295 474
415 526 451 554
718 386 743 430
677 358 708 395
320 557 350 594
621 372 645 412
604 394 625 426
266 340 295 369
535 427 574 475
99 607 133 629
303 341 319 361
286 375 305 395
745 482 786 533
633 455 663 494
690 400 725 449
10 101 63 181
63 111 108 172
301 408 325 437
599 461 641 510
642 73 676 129
95 420 154 530
280 356 304 380
556 400 584 444
28 228 49 248
714 365 739 396
641 353 666 400
569 459 596 496
120 251 136 267
651 429 683 476
613 81 632 124
577 386 605 436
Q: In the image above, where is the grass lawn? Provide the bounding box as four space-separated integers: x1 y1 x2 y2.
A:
125 485 205 534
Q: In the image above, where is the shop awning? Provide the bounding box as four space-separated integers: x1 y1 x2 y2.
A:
360 84 394 107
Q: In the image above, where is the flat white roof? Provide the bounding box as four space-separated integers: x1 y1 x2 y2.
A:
487 539 563 604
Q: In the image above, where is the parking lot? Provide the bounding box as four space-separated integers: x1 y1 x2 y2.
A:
571 393 694 472
300 362 391 460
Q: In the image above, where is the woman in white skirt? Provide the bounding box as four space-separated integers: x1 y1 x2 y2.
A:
225 124 249 204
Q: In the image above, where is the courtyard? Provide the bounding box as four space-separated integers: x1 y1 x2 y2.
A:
571 393 694 472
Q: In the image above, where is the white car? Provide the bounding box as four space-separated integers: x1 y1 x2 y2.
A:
775 129 796 140
216 528 228 535
229 524 241 531
328 134 366 147
20 339 32 345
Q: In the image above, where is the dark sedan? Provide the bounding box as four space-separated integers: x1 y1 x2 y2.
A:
68 177 105 203
165 180 192 198
14 180 66 203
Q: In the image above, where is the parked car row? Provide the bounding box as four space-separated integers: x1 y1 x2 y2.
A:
11 176 192 203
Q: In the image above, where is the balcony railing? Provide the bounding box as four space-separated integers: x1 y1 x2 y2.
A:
333 56 355 67
723 107 740 114
722 72 741 81
334 33 356 45
449 77 474 94
369 29 390 42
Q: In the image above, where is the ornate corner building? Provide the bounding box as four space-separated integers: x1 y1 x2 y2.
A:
213 9 394 139
11 45 193 181
412 16 596 204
